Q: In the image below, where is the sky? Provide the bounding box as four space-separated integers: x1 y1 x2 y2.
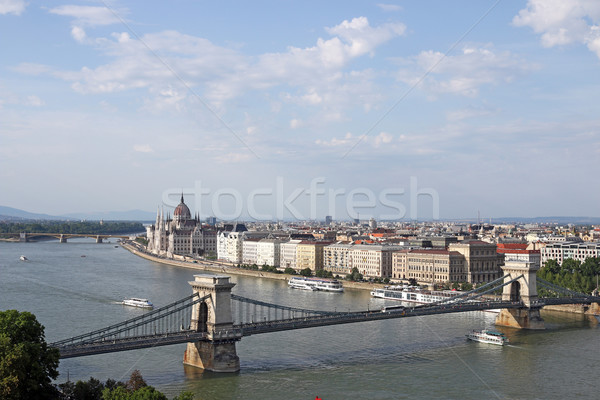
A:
1 0 599 221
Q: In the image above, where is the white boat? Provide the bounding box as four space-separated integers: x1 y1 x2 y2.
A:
370 285 462 304
288 277 344 292
19 255 28 261
466 329 509 345
122 298 153 308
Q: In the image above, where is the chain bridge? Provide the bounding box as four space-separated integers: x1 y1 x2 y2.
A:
51 261 600 372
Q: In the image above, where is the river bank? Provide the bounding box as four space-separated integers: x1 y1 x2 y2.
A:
120 240 380 291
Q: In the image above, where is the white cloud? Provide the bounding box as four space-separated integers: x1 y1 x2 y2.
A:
33 17 405 115
290 119 303 129
0 0 26 15
396 45 535 97
25 95 44 107
374 131 393 147
49 5 124 27
71 26 87 43
133 144 153 153
377 4 402 12
514 0 600 58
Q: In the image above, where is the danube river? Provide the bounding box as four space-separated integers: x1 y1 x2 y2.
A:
1 240 598 399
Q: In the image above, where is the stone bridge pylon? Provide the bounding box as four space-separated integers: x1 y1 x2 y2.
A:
183 275 241 372
495 258 545 330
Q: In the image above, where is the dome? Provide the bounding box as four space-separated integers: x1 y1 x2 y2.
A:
173 194 191 220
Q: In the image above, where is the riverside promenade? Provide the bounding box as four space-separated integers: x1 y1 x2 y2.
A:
120 240 377 291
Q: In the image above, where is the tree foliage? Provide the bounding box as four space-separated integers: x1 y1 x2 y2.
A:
315 269 333 278
538 257 600 294
346 267 363 282
0 310 60 400
299 268 313 277
0 221 144 236
59 371 194 400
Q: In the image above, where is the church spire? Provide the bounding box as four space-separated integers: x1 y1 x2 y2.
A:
181 191 184 204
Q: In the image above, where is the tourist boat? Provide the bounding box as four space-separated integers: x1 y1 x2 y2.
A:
370 285 462 304
288 277 344 292
466 329 509 345
122 298 154 309
19 255 28 261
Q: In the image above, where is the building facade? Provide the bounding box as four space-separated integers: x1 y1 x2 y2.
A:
541 242 600 265
448 240 502 284
392 249 465 284
146 195 216 258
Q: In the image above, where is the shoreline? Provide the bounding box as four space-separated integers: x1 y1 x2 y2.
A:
120 241 380 291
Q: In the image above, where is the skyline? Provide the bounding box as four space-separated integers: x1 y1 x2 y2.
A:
1 1 599 220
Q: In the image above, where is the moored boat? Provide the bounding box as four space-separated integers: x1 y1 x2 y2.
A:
466 329 508 345
122 298 153 308
288 277 344 292
370 285 461 304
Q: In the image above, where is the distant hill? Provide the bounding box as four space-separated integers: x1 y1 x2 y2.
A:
60 209 155 221
0 206 155 222
0 206 65 221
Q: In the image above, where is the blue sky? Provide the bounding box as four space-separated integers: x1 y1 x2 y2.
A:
1 0 599 221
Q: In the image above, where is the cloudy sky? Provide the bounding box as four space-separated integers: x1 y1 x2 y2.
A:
1 0 599 220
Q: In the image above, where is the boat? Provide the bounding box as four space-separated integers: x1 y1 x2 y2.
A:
122 298 154 308
370 285 462 304
288 277 344 292
19 255 28 261
466 329 509 345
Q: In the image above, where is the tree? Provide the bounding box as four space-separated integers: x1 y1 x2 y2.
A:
300 268 313 277
0 310 60 400
284 267 296 275
126 370 147 392
346 267 363 282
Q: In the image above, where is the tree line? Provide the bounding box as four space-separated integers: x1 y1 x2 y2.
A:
539 257 600 294
0 221 145 235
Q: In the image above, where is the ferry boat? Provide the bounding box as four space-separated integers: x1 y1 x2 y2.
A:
466 329 509 345
122 298 154 309
370 285 462 304
288 277 344 292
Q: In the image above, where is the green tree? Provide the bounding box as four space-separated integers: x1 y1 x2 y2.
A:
300 268 313 277
346 267 363 282
284 267 296 275
0 310 60 400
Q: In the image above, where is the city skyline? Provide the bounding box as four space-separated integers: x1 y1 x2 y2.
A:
1 1 599 219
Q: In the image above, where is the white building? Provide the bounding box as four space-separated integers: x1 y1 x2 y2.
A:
323 243 354 276
242 238 260 265
280 239 302 270
256 237 281 267
541 242 600 265
146 195 216 258
348 244 402 279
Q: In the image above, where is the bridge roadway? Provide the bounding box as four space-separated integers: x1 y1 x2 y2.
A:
55 300 523 359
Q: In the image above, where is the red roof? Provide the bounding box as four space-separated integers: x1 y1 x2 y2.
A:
497 243 527 250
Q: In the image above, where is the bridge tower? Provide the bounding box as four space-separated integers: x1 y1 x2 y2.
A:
495 258 545 330
19 232 27 242
59 234 67 243
183 275 240 372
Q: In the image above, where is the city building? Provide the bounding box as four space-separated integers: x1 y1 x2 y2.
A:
448 240 502 284
541 242 600 265
256 237 282 267
347 244 401 279
296 241 331 272
146 195 216 258
280 239 302 270
392 249 465 284
323 243 354 276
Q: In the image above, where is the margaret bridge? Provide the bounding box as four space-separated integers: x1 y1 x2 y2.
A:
50 261 600 372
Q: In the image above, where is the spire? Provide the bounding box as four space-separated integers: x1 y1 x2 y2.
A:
181 191 184 204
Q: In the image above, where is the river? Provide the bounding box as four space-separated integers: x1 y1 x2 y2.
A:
1 240 598 399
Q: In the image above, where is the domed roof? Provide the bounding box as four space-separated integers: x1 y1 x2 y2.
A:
174 194 191 220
